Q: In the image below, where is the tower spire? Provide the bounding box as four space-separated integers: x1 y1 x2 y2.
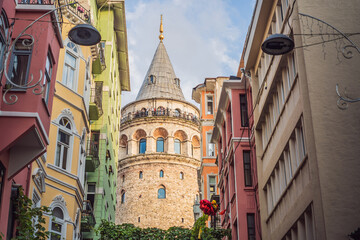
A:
159 14 164 42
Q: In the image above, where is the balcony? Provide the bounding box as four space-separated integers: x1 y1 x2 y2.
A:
81 200 96 232
89 81 103 120
17 0 63 28
121 108 200 125
91 42 106 74
85 140 100 172
59 0 90 24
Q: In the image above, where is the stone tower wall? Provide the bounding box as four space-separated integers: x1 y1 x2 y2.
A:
117 98 201 229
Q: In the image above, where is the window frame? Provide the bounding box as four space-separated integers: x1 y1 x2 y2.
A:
174 139 181 154
49 207 65 240
7 38 33 88
156 137 164 152
139 138 146 154
62 41 79 91
158 187 166 199
206 132 215 157
54 117 73 171
43 51 53 104
206 94 214 115
246 213 256 240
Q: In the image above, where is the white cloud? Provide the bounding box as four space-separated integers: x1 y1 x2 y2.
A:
121 0 253 107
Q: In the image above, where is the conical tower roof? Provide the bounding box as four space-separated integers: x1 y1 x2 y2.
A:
135 17 185 101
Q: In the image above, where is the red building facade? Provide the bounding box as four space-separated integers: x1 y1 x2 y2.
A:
211 76 261 240
0 1 62 238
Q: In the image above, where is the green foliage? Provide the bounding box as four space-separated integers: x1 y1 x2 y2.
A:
12 186 51 240
97 217 230 240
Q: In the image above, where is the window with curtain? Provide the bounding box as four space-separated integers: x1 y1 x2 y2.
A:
55 118 72 170
158 187 166 199
156 137 164 152
174 139 181 154
139 138 146 154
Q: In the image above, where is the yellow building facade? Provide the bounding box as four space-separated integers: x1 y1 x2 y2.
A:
29 2 100 239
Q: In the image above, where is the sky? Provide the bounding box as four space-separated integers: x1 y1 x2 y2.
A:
121 0 256 107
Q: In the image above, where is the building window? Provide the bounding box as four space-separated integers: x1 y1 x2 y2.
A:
62 42 78 90
207 132 215 157
138 217 140 223
174 78 180 86
0 11 9 73
206 95 214 115
208 176 216 199
243 151 252 187
180 172 184 180
8 39 33 87
174 108 181 117
0 162 4 207
247 213 255 240
158 187 166 199
139 171 143 179
159 170 164 178
240 94 249 127
121 190 125 204
139 138 146 154
87 183 96 209
55 117 72 170
174 139 181 154
49 207 64 240
43 52 53 104
156 137 164 152
148 74 156 84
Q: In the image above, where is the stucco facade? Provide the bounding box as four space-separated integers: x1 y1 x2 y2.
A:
0 1 62 238
243 0 360 239
29 5 95 238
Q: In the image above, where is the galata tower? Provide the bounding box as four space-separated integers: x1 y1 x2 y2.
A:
116 16 201 229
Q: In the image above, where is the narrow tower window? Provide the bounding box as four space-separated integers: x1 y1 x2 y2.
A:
160 170 164 178
158 187 166 199
139 138 146 154
174 139 181 154
139 171 143 179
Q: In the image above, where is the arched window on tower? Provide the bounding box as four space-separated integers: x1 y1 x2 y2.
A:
180 172 184 180
156 137 164 152
139 138 146 154
139 171 143 179
174 139 181 154
159 170 164 178
158 186 166 199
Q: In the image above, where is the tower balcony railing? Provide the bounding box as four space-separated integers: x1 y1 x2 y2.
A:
81 200 96 232
121 108 200 125
89 81 103 120
85 140 100 172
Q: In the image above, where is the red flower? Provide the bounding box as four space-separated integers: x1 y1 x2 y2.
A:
200 199 217 216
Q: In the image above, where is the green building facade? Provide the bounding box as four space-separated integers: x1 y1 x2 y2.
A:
83 1 129 239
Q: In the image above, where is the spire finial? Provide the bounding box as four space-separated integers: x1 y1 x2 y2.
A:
159 14 164 42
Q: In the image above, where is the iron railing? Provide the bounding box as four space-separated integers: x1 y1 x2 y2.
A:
81 200 96 232
90 81 103 116
121 108 200 125
60 0 90 23
18 0 64 29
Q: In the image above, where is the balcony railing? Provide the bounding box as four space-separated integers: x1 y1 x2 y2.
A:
85 140 100 172
17 0 63 28
91 42 106 74
81 200 96 232
121 108 200 125
60 0 90 23
89 81 103 120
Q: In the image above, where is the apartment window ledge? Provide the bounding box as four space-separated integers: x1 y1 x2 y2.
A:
261 73 299 159
265 153 308 222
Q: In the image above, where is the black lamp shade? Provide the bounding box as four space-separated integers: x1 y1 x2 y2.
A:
261 34 294 55
68 24 101 46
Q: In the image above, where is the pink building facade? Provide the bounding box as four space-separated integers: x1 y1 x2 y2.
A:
0 1 62 238
211 77 261 240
